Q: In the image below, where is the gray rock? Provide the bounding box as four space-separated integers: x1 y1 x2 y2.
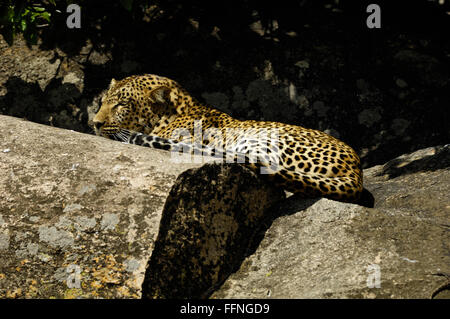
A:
0 34 88 133
0 115 207 298
142 164 284 299
120 60 139 74
0 35 60 94
212 146 450 299
313 100 329 117
395 78 408 88
390 118 410 136
295 60 310 69
38 226 74 249
201 92 230 113
358 108 382 127
356 79 368 92
100 213 120 231
394 50 448 88
88 50 111 66
324 128 340 139
245 79 297 120
0 232 9 251
230 86 251 114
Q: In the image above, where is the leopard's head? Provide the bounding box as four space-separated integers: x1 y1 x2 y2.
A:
92 75 181 138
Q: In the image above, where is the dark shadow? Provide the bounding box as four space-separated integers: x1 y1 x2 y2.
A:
276 194 321 217
206 183 374 298
141 163 323 299
0 77 47 123
379 144 450 179
200 194 320 298
357 188 375 208
0 76 89 132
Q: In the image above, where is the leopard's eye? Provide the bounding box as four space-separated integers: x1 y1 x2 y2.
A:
112 103 126 112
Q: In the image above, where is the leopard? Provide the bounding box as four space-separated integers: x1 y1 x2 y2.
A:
93 74 374 207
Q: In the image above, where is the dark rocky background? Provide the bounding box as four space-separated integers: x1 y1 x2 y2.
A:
0 0 449 168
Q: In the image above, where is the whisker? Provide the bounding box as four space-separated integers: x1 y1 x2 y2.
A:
120 130 131 138
115 134 122 141
121 129 132 138
115 131 126 142
119 132 130 142
120 128 132 135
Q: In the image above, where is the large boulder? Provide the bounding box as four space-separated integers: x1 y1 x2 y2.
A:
212 146 450 299
142 163 284 299
0 115 200 298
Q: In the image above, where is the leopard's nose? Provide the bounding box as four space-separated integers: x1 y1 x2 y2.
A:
93 120 105 131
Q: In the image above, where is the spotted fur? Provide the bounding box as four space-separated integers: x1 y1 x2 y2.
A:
93 74 373 206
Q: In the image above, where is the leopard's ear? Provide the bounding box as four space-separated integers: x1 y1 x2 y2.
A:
149 86 171 104
108 78 117 89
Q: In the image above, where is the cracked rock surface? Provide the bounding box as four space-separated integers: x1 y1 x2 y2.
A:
212 146 450 299
0 115 205 298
